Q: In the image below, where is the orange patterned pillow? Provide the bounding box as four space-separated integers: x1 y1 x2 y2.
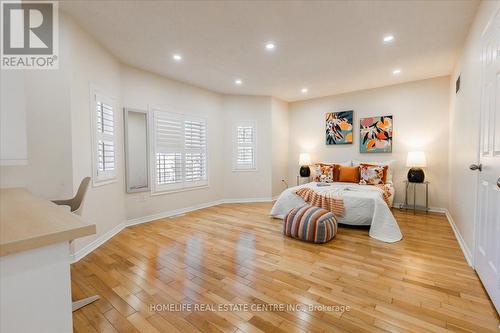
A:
313 164 341 182
360 163 388 183
359 165 385 185
313 164 332 182
338 166 360 183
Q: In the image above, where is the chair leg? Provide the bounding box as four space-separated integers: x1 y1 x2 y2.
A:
72 295 100 312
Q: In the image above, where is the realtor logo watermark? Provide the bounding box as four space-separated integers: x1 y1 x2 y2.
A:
1 1 59 69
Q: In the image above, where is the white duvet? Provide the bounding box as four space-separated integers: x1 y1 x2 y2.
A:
270 182 402 243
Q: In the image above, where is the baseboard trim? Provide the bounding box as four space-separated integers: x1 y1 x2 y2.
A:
393 202 446 214
71 222 125 263
445 209 474 267
72 197 274 263
222 197 274 204
126 199 225 227
127 197 274 226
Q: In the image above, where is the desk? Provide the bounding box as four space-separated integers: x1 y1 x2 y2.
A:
0 188 96 333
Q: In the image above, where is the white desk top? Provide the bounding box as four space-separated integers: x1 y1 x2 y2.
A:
0 188 96 256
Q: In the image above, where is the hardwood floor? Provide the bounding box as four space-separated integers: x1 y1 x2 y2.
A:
71 203 500 333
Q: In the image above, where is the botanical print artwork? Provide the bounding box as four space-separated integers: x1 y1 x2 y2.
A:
359 116 393 153
325 110 353 145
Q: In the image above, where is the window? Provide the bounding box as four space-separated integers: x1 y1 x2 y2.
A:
152 110 208 193
233 121 256 171
91 90 116 185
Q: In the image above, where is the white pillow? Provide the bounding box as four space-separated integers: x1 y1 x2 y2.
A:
352 160 395 184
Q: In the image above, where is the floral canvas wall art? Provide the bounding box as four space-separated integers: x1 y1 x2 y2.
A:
325 110 353 145
359 115 393 153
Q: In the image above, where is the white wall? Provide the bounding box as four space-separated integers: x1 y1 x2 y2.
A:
0 71 28 188
448 1 500 252
64 15 126 253
288 77 451 209
271 97 289 197
121 66 225 219
0 71 27 166
0 17 74 198
222 95 273 200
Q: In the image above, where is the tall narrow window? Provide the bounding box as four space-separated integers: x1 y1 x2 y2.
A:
233 121 256 171
152 110 208 193
92 90 116 185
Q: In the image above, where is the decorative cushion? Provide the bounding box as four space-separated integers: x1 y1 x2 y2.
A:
338 166 360 183
359 164 385 185
312 163 339 183
312 161 351 183
284 205 337 243
360 163 389 183
352 160 394 184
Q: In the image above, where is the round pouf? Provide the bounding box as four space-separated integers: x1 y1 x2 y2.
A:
283 205 337 243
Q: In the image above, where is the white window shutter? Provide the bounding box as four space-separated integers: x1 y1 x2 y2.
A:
152 110 208 193
92 91 117 184
153 111 183 192
233 121 256 171
184 118 207 185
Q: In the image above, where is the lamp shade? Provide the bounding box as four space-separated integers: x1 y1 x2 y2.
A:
406 151 427 167
299 153 311 166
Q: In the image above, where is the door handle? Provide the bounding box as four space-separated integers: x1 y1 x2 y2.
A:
497 178 500 189
469 164 482 171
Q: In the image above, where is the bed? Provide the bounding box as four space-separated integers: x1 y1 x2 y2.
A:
270 181 402 243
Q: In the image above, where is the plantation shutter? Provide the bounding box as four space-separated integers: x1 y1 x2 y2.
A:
233 121 256 170
154 111 183 191
185 118 208 186
152 110 208 193
94 92 116 183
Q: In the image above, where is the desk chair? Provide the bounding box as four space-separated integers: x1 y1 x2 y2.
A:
52 177 100 312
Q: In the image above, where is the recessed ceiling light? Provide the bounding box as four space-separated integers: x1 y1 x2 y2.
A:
172 54 182 61
301 88 308 93
235 79 243 85
383 35 395 43
393 69 401 75
265 42 276 50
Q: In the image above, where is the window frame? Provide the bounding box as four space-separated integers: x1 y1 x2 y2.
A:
90 86 118 187
150 107 209 195
232 120 257 172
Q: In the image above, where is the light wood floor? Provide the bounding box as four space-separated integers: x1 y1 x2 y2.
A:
71 203 500 333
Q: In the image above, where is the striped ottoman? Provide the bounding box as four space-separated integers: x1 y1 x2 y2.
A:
283 205 337 243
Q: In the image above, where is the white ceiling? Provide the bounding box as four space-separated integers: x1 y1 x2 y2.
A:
60 0 479 102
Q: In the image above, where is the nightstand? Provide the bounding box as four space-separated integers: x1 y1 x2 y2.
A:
403 180 429 214
296 175 310 186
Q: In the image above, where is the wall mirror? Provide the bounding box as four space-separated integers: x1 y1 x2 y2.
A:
124 108 150 193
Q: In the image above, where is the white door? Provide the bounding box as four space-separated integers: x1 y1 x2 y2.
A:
474 8 500 314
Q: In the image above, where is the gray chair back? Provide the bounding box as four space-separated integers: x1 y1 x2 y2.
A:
52 177 91 216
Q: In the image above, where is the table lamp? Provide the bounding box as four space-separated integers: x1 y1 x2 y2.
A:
299 153 311 177
406 151 427 183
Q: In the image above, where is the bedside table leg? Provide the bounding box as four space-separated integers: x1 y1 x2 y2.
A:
426 182 429 213
413 183 416 215
404 182 408 210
